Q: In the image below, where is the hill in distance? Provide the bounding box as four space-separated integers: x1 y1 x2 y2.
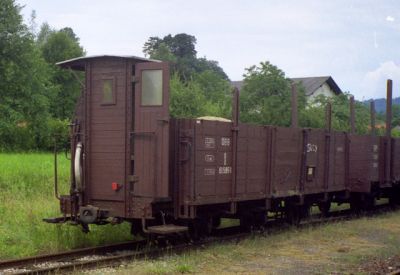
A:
363 97 400 113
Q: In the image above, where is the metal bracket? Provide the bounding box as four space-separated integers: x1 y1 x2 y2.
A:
128 175 139 182
131 75 139 83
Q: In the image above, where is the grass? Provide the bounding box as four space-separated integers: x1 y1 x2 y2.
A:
0 153 132 260
2 153 399 274
106 211 400 275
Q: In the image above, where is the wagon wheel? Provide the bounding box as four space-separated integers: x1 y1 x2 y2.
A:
188 221 200 240
318 201 331 217
239 214 253 232
253 211 267 228
212 217 221 229
364 195 376 211
350 197 363 215
285 204 301 226
301 204 311 220
389 194 400 208
188 218 213 240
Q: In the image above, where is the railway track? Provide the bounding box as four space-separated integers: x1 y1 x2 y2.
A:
0 204 396 275
0 226 247 275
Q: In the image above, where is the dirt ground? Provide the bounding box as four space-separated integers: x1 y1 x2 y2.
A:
86 210 400 275
358 255 400 274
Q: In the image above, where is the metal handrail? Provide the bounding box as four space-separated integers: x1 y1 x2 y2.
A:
54 137 60 200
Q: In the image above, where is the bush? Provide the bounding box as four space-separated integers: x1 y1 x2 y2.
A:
0 118 69 152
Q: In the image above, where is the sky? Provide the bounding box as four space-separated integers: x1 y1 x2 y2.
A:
16 0 400 100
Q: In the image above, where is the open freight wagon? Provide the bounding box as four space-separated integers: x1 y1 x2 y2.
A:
46 55 400 235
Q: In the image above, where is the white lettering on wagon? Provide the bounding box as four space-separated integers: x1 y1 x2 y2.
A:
219 166 232 174
204 137 215 149
204 168 216 176
205 154 215 162
221 137 231 146
307 143 318 153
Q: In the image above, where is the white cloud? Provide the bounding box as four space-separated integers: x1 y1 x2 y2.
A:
386 15 395 22
361 61 400 99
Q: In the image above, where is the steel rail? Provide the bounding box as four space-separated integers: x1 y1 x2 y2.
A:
0 228 245 275
0 240 145 273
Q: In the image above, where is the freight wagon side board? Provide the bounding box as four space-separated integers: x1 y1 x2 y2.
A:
193 120 232 204
392 138 400 182
331 132 346 191
379 136 393 188
271 127 302 197
235 124 269 200
302 129 326 194
349 135 379 193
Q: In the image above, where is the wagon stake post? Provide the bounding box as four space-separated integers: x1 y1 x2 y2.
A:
370 101 376 136
386 79 393 138
230 87 239 213
54 135 61 200
349 96 355 134
291 83 298 128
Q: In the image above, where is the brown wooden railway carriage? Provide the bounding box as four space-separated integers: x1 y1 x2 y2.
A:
47 55 400 234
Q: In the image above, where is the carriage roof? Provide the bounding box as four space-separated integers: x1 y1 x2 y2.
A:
56 55 161 71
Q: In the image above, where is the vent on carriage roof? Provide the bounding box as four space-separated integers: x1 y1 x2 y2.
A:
231 76 343 97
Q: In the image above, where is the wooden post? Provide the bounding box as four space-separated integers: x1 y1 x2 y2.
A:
230 87 239 213
386 79 393 138
291 83 298 128
349 96 355 134
370 101 376 136
385 79 393 183
325 102 332 131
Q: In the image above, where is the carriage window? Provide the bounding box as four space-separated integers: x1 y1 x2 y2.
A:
141 70 162 106
102 79 115 105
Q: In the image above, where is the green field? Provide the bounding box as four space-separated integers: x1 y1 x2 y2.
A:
0 153 132 260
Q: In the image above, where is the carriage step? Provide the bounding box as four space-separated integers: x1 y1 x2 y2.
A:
147 224 188 235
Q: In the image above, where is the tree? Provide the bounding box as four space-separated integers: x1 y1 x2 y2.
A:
0 0 52 150
144 33 196 59
301 93 370 134
144 33 232 119
239 61 306 126
169 72 231 119
169 73 207 118
192 70 231 117
38 24 85 119
392 105 400 128
143 33 228 81
195 57 228 80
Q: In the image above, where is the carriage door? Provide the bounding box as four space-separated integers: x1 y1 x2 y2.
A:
133 62 170 199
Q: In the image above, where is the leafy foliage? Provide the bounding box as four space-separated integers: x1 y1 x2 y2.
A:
240 61 306 127
169 73 231 119
38 25 85 119
0 2 388 153
0 0 84 151
0 0 52 150
300 93 370 134
144 33 232 119
239 61 371 134
143 33 228 80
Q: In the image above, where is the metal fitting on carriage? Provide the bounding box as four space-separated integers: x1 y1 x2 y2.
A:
79 205 100 224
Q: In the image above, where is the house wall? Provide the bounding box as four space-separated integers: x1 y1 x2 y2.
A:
307 83 337 102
